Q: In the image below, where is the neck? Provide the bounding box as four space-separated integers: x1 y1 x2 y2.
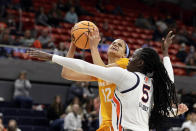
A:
108 56 121 64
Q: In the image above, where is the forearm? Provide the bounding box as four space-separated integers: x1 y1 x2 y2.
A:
61 44 77 77
61 44 94 81
163 48 169 57
90 47 106 66
163 56 174 82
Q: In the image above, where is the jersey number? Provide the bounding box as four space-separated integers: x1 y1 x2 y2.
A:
102 88 112 102
141 84 150 103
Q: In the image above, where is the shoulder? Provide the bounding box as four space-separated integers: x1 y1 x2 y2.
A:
115 58 129 69
182 120 191 126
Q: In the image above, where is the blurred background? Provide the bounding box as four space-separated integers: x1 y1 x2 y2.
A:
0 0 196 131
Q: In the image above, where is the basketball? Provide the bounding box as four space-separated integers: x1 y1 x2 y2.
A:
71 21 98 49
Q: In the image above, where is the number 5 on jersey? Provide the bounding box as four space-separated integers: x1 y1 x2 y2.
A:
141 84 150 103
102 88 112 102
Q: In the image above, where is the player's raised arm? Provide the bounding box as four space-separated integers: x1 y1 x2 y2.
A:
87 28 106 67
162 31 175 82
61 42 95 81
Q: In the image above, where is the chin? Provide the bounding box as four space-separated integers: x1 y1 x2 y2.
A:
108 51 121 58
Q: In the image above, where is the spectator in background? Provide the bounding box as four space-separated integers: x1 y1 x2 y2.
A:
135 14 153 29
38 29 55 49
0 116 6 131
175 28 189 45
83 82 98 99
57 0 66 12
156 18 168 33
142 39 152 48
186 52 196 76
102 21 114 41
186 46 195 64
64 7 78 24
96 0 106 13
164 14 176 26
0 28 14 45
54 42 68 56
74 0 93 16
48 95 65 131
6 14 17 35
36 7 49 26
64 104 83 131
19 30 35 47
64 0 74 12
67 82 84 106
66 97 81 114
181 111 196 131
14 71 33 108
7 119 21 131
176 43 188 63
48 4 62 27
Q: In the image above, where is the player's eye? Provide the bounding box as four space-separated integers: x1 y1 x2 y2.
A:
118 43 122 47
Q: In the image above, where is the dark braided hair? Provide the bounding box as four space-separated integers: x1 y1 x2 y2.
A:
138 48 178 129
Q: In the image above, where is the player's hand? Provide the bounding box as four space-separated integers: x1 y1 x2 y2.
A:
177 103 189 115
162 31 175 56
86 27 101 49
27 49 53 61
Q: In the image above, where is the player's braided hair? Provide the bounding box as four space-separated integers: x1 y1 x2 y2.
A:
138 48 178 129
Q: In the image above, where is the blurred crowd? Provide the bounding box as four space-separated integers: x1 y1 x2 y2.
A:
0 70 100 131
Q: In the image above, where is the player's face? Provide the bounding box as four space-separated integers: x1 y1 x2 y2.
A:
107 39 126 58
127 48 143 72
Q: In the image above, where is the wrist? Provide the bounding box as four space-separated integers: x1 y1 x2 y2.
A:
49 54 53 61
163 51 169 56
90 46 98 51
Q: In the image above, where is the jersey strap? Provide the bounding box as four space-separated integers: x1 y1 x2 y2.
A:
121 73 140 93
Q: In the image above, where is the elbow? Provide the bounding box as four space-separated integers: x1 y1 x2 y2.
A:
61 72 69 79
61 71 74 80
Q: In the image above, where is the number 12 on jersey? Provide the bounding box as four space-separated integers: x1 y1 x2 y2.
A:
102 88 112 102
141 84 150 103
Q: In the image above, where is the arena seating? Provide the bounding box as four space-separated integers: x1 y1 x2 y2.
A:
0 102 49 131
2 0 195 76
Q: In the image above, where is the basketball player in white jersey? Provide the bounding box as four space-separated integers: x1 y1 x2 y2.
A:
28 32 188 131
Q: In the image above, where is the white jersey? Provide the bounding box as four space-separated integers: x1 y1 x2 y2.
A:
112 72 153 131
52 55 174 131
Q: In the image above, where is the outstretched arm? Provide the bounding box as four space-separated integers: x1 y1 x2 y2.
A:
28 49 127 86
162 31 175 82
162 32 188 116
61 43 96 81
53 55 124 86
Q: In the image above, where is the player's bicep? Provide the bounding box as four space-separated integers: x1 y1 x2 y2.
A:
61 67 96 81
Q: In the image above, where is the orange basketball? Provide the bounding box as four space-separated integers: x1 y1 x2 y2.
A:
71 21 98 49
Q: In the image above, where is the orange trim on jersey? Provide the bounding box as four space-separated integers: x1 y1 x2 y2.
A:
145 77 149 83
113 94 123 131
